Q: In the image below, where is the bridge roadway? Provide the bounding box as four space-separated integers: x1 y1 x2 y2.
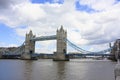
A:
1 53 112 59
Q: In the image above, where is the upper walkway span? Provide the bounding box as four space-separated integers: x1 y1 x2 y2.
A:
30 35 56 41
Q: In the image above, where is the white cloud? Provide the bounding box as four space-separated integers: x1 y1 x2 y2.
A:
0 0 120 53
88 43 110 52
35 41 56 53
14 3 46 22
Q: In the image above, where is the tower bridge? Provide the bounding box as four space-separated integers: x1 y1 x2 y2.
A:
0 25 119 61
20 26 69 61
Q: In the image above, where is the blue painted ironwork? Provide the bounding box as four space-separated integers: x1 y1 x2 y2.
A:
66 39 92 53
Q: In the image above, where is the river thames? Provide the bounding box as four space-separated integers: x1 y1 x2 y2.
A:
0 59 116 80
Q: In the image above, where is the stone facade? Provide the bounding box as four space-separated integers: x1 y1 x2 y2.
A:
21 30 35 59
53 26 69 61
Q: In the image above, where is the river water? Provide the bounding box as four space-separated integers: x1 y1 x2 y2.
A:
0 59 116 80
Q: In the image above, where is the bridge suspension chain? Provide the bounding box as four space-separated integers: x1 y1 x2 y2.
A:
65 39 92 54
11 41 25 55
66 39 112 54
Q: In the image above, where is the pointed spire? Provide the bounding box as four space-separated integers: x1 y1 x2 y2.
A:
60 25 63 31
28 30 33 38
29 30 32 33
29 30 33 35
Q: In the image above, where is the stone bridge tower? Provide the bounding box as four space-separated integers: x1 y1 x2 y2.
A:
53 26 69 61
21 30 35 59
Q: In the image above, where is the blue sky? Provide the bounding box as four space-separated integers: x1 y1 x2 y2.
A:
0 23 24 46
0 0 120 53
75 1 96 13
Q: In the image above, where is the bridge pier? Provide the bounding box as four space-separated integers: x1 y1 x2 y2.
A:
53 26 69 61
21 30 35 60
21 53 31 59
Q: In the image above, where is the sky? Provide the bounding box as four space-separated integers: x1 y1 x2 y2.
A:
0 0 120 53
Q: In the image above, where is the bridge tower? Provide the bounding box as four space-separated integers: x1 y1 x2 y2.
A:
53 26 69 61
21 30 35 59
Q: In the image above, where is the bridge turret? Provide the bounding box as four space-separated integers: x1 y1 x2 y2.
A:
21 30 35 59
53 25 69 61
29 30 33 37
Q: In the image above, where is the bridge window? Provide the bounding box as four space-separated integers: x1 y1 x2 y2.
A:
30 50 33 54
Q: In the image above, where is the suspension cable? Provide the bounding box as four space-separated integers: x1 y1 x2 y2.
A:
66 39 112 54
